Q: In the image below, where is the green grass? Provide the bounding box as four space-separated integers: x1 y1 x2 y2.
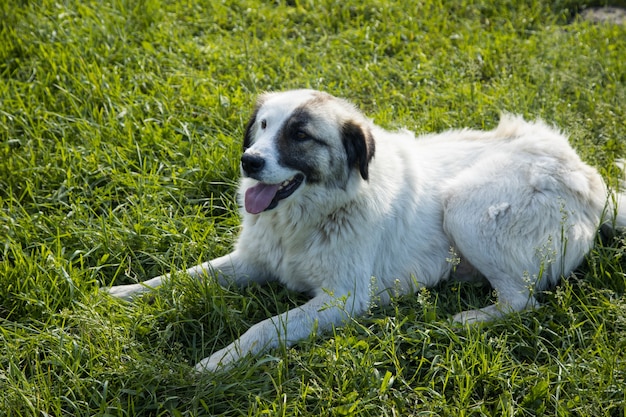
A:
1 0 626 415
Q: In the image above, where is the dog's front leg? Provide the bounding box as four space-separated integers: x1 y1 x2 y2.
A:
106 251 262 300
194 289 368 372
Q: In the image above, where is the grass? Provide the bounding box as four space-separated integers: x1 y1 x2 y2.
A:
1 0 626 415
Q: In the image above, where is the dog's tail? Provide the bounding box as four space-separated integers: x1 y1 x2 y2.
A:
608 194 626 229
605 159 626 230
599 193 626 244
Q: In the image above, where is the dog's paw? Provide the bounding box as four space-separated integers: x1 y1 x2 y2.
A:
103 283 149 301
453 298 538 325
452 309 493 325
194 345 240 373
193 317 274 372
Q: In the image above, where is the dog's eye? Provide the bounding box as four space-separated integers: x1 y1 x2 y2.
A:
260 119 267 129
295 131 309 141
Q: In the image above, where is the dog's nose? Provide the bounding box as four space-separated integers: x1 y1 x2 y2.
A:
241 153 265 175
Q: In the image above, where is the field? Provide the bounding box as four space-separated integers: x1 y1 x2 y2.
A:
1 0 626 415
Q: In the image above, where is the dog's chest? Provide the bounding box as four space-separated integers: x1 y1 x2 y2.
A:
277 232 347 292
247 212 359 292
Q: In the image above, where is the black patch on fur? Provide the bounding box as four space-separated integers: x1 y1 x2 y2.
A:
276 108 326 184
342 121 375 180
282 108 311 141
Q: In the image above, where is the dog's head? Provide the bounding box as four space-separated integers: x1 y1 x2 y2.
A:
240 90 375 215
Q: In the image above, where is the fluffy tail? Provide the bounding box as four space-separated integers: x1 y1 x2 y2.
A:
609 193 626 229
606 159 626 229
598 193 626 244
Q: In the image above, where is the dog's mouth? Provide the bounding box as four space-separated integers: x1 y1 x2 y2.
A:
244 174 305 214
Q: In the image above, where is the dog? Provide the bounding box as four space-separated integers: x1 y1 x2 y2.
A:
107 89 626 372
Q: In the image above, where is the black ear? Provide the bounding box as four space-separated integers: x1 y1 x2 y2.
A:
342 120 375 180
243 107 259 151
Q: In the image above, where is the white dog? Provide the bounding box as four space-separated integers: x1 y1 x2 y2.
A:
107 89 625 372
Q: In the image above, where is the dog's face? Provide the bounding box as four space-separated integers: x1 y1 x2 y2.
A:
240 90 375 214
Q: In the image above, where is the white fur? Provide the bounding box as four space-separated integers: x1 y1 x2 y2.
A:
107 90 626 372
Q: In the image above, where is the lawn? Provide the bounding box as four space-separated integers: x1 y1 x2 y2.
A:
1 0 626 415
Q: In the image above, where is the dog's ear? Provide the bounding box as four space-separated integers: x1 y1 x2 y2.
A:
243 95 269 150
342 120 375 180
243 107 260 151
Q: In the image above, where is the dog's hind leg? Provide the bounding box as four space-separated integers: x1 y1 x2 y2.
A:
444 196 554 323
442 161 598 324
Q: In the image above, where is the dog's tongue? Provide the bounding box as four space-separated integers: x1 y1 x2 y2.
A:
244 182 281 214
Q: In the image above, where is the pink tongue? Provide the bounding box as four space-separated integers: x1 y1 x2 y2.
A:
244 182 281 214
